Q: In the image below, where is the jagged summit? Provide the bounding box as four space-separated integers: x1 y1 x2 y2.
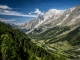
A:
10 5 80 34
22 9 65 33
43 9 65 20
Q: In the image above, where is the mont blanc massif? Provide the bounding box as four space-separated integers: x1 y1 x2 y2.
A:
0 4 80 60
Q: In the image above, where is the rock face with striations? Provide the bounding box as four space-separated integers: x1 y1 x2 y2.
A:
28 7 77 34
23 9 65 33
11 5 80 34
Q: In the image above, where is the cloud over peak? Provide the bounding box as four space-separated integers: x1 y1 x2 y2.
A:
34 8 41 14
29 8 44 15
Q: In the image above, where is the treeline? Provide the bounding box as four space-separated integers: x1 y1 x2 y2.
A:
0 22 54 60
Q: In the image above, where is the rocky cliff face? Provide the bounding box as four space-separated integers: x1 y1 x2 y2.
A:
12 5 80 34
29 7 77 34
23 9 65 33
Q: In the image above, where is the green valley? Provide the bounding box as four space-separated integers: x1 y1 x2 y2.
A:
29 26 80 60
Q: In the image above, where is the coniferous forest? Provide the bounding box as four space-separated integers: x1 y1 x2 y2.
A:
0 22 55 60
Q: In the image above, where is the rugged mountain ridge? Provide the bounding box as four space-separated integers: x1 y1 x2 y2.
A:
23 5 79 34
28 5 80 60
29 7 77 34
10 5 80 34
23 9 65 33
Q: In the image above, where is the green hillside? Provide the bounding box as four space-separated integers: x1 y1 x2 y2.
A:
0 22 56 60
29 26 80 59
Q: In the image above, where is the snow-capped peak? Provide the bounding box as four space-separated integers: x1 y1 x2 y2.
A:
69 7 76 12
48 9 64 14
43 9 65 20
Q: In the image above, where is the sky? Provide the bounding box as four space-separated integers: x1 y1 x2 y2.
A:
0 0 80 24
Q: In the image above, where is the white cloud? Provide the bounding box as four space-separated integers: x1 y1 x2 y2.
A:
29 8 44 15
0 5 11 9
29 13 31 14
0 5 37 17
4 10 9 13
34 8 41 14
0 18 16 22
0 10 37 17
14 23 25 26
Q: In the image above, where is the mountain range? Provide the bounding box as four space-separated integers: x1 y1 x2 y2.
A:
5 4 80 60
25 4 80 60
14 5 80 34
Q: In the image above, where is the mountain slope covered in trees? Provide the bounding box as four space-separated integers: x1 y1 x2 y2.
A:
0 21 57 60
